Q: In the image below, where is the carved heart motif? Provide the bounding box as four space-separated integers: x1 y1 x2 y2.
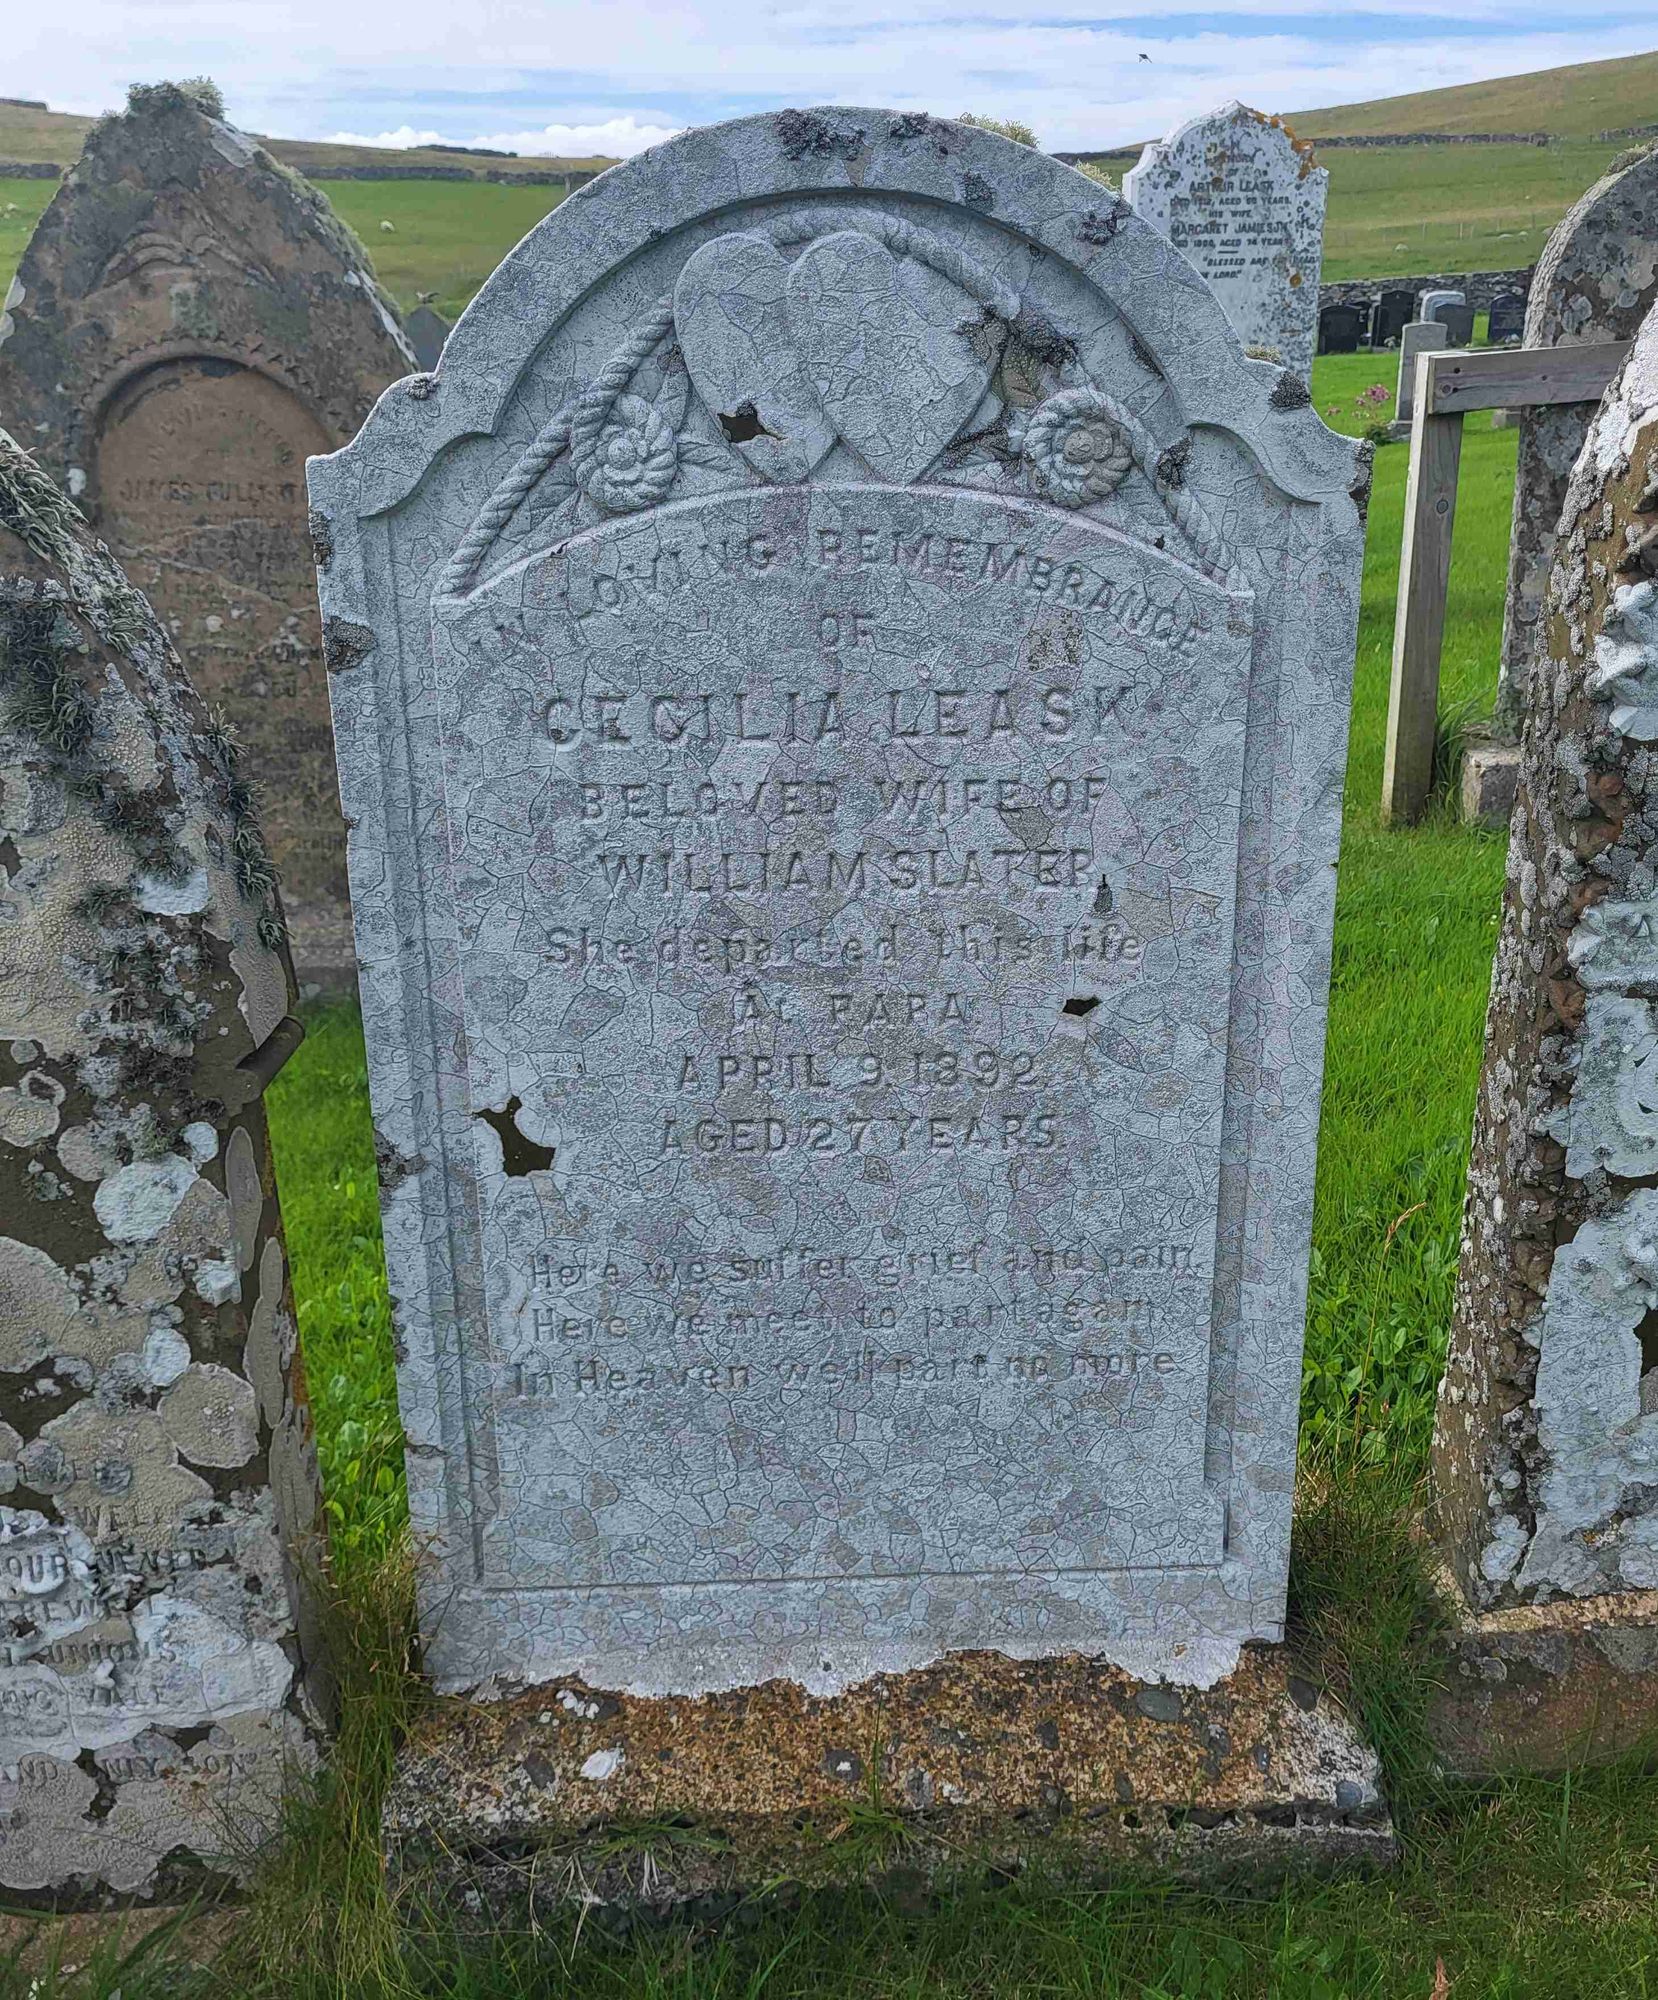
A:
786 231 998 485
674 233 837 483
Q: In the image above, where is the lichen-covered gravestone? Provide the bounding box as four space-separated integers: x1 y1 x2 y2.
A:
1493 145 1658 739
1429 297 1658 1771
0 81 413 982
1123 102 1326 380
0 432 324 1898
312 108 1382 1893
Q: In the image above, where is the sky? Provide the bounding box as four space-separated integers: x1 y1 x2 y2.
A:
12 3 1654 158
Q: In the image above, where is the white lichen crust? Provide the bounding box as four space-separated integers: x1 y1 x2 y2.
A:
0 430 324 1900
1434 301 1658 1607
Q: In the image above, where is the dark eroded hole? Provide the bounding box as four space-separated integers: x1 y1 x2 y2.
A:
719 401 777 444
1061 995 1100 1018
475 1095 556 1176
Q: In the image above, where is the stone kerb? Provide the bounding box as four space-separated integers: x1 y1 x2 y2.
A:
1429 295 1658 1764
1493 145 1658 738
310 105 1378 1886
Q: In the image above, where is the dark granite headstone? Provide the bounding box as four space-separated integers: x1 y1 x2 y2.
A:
1317 303 1364 354
0 82 413 980
1436 301 1475 346
1486 292 1526 345
1370 288 1415 348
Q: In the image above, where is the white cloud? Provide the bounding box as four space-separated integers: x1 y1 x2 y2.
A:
326 115 680 158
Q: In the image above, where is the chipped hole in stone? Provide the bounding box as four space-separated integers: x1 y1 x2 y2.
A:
475 1096 556 1176
719 402 777 445
1637 1309 1658 1413
1061 995 1100 1018
1090 876 1112 918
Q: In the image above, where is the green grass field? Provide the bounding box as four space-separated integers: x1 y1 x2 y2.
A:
31 358 1643 2000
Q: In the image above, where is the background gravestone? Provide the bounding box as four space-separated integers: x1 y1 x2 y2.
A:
1392 318 1450 434
1486 291 1527 345
0 81 414 982
1429 296 1658 1769
1436 300 1476 346
1318 303 1363 354
1491 144 1658 738
1123 102 1327 379
0 431 324 1896
1371 288 1415 349
405 303 452 373
312 108 1381 1889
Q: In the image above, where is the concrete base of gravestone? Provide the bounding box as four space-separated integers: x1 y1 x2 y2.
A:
1426 1575 1658 1777
383 1649 1394 1911
1459 740 1523 827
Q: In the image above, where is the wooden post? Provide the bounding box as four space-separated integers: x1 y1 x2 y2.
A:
1382 366 1464 825
1380 339 1633 827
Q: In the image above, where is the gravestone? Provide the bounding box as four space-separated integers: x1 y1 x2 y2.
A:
1123 102 1326 379
1492 145 1658 738
1371 288 1415 348
0 81 414 982
1419 287 1465 325
1392 318 1450 433
311 107 1382 1891
0 431 323 1895
1317 302 1364 354
406 303 452 372
1486 291 1526 344
1438 301 1475 346
1429 296 1658 1769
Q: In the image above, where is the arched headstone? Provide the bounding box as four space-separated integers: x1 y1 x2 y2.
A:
0 82 414 981
0 431 324 1896
312 109 1381 1885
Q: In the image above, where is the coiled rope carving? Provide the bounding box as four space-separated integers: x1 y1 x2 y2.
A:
436 215 1244 604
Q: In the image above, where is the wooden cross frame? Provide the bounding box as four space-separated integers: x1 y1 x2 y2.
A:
1380 340 1632 826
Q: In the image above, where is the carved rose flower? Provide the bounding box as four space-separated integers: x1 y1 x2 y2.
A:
1017 389 1133 508
575 393 679 513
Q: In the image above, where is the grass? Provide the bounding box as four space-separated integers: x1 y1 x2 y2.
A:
6 300 1657 2000
318 178 570 317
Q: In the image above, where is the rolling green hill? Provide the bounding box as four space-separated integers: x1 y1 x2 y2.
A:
1 53 1654 319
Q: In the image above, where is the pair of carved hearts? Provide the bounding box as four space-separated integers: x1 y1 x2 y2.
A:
673 230 997 487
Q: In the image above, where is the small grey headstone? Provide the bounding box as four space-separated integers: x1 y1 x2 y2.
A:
311 108 1366 1702
1123 102 1327 380
1394 320 1451 428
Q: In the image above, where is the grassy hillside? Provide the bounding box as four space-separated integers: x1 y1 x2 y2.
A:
0 96 609 177
1295 46 1658 139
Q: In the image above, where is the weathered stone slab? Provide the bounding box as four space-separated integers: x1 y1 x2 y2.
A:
1493 145 1658 737
0 81 414 982
1123 103 1326 380
311 109 1366 1708
1392 319 1450 433
1432 296 1658 1616
0 431 324 1898
386 1646 1391 1909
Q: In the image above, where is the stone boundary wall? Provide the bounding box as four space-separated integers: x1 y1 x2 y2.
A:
299 162 600 187
0 159 64 178
1319 266 1535 315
